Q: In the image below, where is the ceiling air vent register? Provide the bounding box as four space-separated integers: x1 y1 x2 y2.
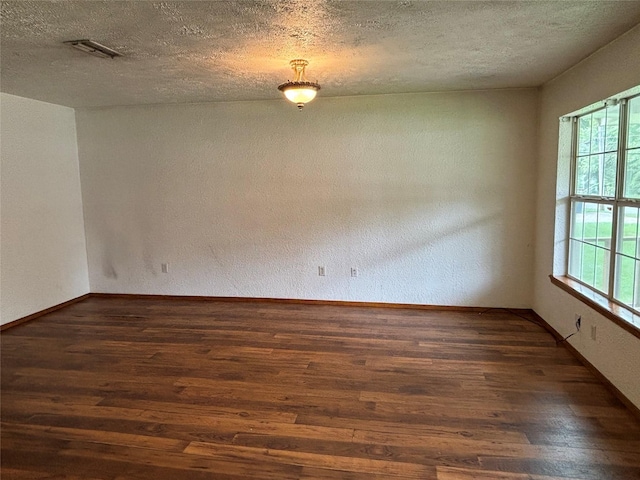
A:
63 39 121 59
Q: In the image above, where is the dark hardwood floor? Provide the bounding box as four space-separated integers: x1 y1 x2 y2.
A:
2 297 640 479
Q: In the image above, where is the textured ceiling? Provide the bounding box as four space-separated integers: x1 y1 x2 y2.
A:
1 1 640 108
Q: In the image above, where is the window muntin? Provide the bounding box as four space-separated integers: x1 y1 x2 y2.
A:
568 95 640 313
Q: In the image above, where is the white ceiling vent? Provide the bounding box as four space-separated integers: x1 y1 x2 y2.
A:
63 39 121 59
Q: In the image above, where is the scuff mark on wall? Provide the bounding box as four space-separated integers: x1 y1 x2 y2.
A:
208 244 240 295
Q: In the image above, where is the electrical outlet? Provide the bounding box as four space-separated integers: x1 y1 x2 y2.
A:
591 325 597 341
161 263 169 273
575 314 581 331
318 266 326 276
351 267 358 277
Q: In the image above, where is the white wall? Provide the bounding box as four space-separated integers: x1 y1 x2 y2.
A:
0 93 89 325
534 25 640 406
77 89 537 307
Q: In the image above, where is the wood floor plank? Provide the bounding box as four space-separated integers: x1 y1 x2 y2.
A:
2 398 356 445
2 296 640 479
61 442 304 479
436 465 584 480
95 397 299 423
297 414 530 444
1 422 188 452
184 441 436 478
477 456 640 480
0 468 106 480
230 432 480 471
299 466 418 479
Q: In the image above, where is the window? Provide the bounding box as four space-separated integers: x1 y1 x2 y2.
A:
568 94 640 313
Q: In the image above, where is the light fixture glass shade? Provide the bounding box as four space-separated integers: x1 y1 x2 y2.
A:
283 86 318 105
278 59 320 110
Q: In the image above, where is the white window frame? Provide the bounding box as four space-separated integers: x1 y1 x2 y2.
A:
567 93 640 315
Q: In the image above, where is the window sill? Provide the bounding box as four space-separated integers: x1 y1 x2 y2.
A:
550 275 640 339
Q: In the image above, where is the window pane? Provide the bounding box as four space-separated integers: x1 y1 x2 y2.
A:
575 156 590 194
581 202 598 245
596 204 613 246
594 246 610 293
619 206 639 256
628 96 640 149
603 153 617 197
614 254 635 305
588 154 602 195
569 239 583 279
591 109 606 154
571 201 585 240
634 260 640 310
624 150 640 198
635 221 640 259
605 104 620 152
578 115 592 155
581 243 597 287
615 206 640 308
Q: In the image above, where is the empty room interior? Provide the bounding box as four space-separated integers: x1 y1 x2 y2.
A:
2 1 640 478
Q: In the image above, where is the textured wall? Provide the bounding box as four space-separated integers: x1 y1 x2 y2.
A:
0 93 89 324
534 25 640 407
77 89 537 307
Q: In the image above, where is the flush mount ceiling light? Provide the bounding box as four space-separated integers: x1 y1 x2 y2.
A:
278 59 320 110
63 39 122 59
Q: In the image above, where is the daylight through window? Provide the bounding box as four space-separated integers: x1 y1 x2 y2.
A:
568 94 640 313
